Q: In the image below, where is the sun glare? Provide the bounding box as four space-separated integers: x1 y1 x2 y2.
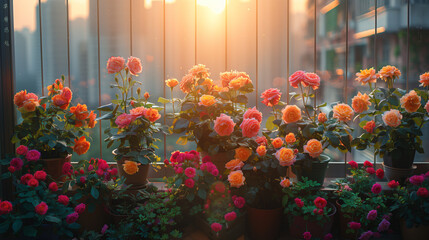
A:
197 0 226 14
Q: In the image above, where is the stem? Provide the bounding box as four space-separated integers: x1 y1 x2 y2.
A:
171 88 175 115
119 71 126 112
273 106 277 120
299 84 311 119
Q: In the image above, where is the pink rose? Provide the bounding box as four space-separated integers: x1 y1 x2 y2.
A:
240 118 260 138
289 70 306 88
175 167 183 174
16 145 28 155
26 150 41 161
126 56 142 76
302 72 321 90
348 221 361 229
106 56 125 74
185 178 195 188
10 158 23 170
303 232 311 240
371 183 382 194
255 136 268 146
260 88 282 107
359 231 373 240
233 196 245 208
115 113 135 128
243 107 263 123
367 210 377 220
214 114 236 136
75 203 86 214
224 211 237 222
377 219 390 232
184 167 196 178
425 101 429 113
409 175 424 185
66 212 79 224
210 223 222 232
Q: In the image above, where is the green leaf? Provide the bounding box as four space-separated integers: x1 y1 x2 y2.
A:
97 103 114 111
12 219 22 233
266 116 276 131
197 189 207 199
181 102 195 111
186 193 195 202
0 221 9 234
174 118 190 130
158 97 170 104
91 186 99 199
176 136 188 145
45 215 61 224
236 95 248 104
96 112 114 121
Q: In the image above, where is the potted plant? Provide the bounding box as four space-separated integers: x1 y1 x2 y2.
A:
165 150 244 239
161 64 254 171
12 77 97 180
98 56 162 188
390 173 429 239
0 156 80 239
62 158 122 232
352 67 429 182
271 71 354 185
333 161 390 239
282 177 336 239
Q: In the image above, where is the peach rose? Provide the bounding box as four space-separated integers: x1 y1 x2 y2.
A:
302 72 320 90
88 111 97 128
256 145 266 156
318 112 327 123
240 118 260 138
22 99 39 112
73 136 90 155
228 170 245 188
260 88 282 107
115 113 135 128
355 68 377 85
363 120 375 133
378 65 401 81
70 104 89 120
144 108 161 122
126 56 142 76
220 71 250 88
333 103 354 122
280 177 291 188
304 139 323 158
14 90 27 107
255 136 268 146
382 109 402 127
189 64 210 78
225 159 244 171
400 90 421 113
52 95 69 110
130 107 146 117
199 95 216 107
180 74 194 94
106 56 125 74
282 105 302 123
235 147 252 162
214 114 235 136
352 92 371 113
289 71 306 88
228 77 247 90
275 147 296 166
272 137 284 148
419 72 429 87
165 78 179 88
243 107 262 123
285 133 296 145
123 160 140 175
425 101 429 113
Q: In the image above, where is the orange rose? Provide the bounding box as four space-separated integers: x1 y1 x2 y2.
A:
303 139 323 158
61 87 73 102
352 92 371 113
144 92 150 100
47 79 64 95
123 160 140 175
130 107 147 117
52 95 70 110
188 64 210 78
225 159 244 171
144 108 161 122
235 147 252 162
272 137 284 148
14 90 27 107
280 177 291 188
201 78 214 89
228 170 245 188
228 77 246 90
180 74 194 94
382 109 402 127
70 104 89 120
73 136 90 155
165 78 179 88
318 112 327 123
419 72 429 87
22 99 39 112
275 147 296 166
199 95 216 107
282 105 302 123
214 114 235 136
88 111 97 128
363 120 375 133
378 65 401 81
400 90 421 113
220 71 250 88
256 145 266 156
243 107 263 123
355 68 377 85
285 133 296 145
333 103 354 122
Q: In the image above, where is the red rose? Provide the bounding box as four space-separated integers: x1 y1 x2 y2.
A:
34 170 47 181
27 178 39 187
0 201 13 215
348 221 361 230
16 145 28 155
314 197 327 209
35 202 48 215
57 195 69 206
366 167 375 175
348 161 358 169
388 180 399 188
49 182 58 192
363 161 373 167
8 166 15 173
376 169 384 179
233 196 245 209
295 198 304 208
417 187 429 198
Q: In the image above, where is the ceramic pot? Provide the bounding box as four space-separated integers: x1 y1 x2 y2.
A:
383 148 415 169
247 207 282 240
113 149 150 190
295 154 330 186
383 163 417 184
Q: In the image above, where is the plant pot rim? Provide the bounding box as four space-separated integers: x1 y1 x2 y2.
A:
382 162 417 171
42 154 72 161
318 154 331 163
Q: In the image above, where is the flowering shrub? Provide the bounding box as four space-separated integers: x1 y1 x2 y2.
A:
352 66 429 159
161 65 255 155
98 56 162 165
12 77 97 158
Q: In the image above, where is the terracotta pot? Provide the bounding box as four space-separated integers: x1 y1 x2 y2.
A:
383 163 417 184
335 200 356 240
106 207 128 224
201 151 234 178
401 219 429 240
42 154 71 182
78 203 111 233
113 149 150 190
289 202 336 239
247 207 282 240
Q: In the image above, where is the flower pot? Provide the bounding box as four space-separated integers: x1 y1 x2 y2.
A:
247 207 282 240
335 200 356 240
383 163 417 184
295 155 330 186
289 202 336 239
78 203 111 233
201 151 234 178
401 220 429 240
383 148 415 169
41 154 72 182
113 149 150 190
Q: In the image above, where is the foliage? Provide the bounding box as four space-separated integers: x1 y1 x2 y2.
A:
12 76 97 158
